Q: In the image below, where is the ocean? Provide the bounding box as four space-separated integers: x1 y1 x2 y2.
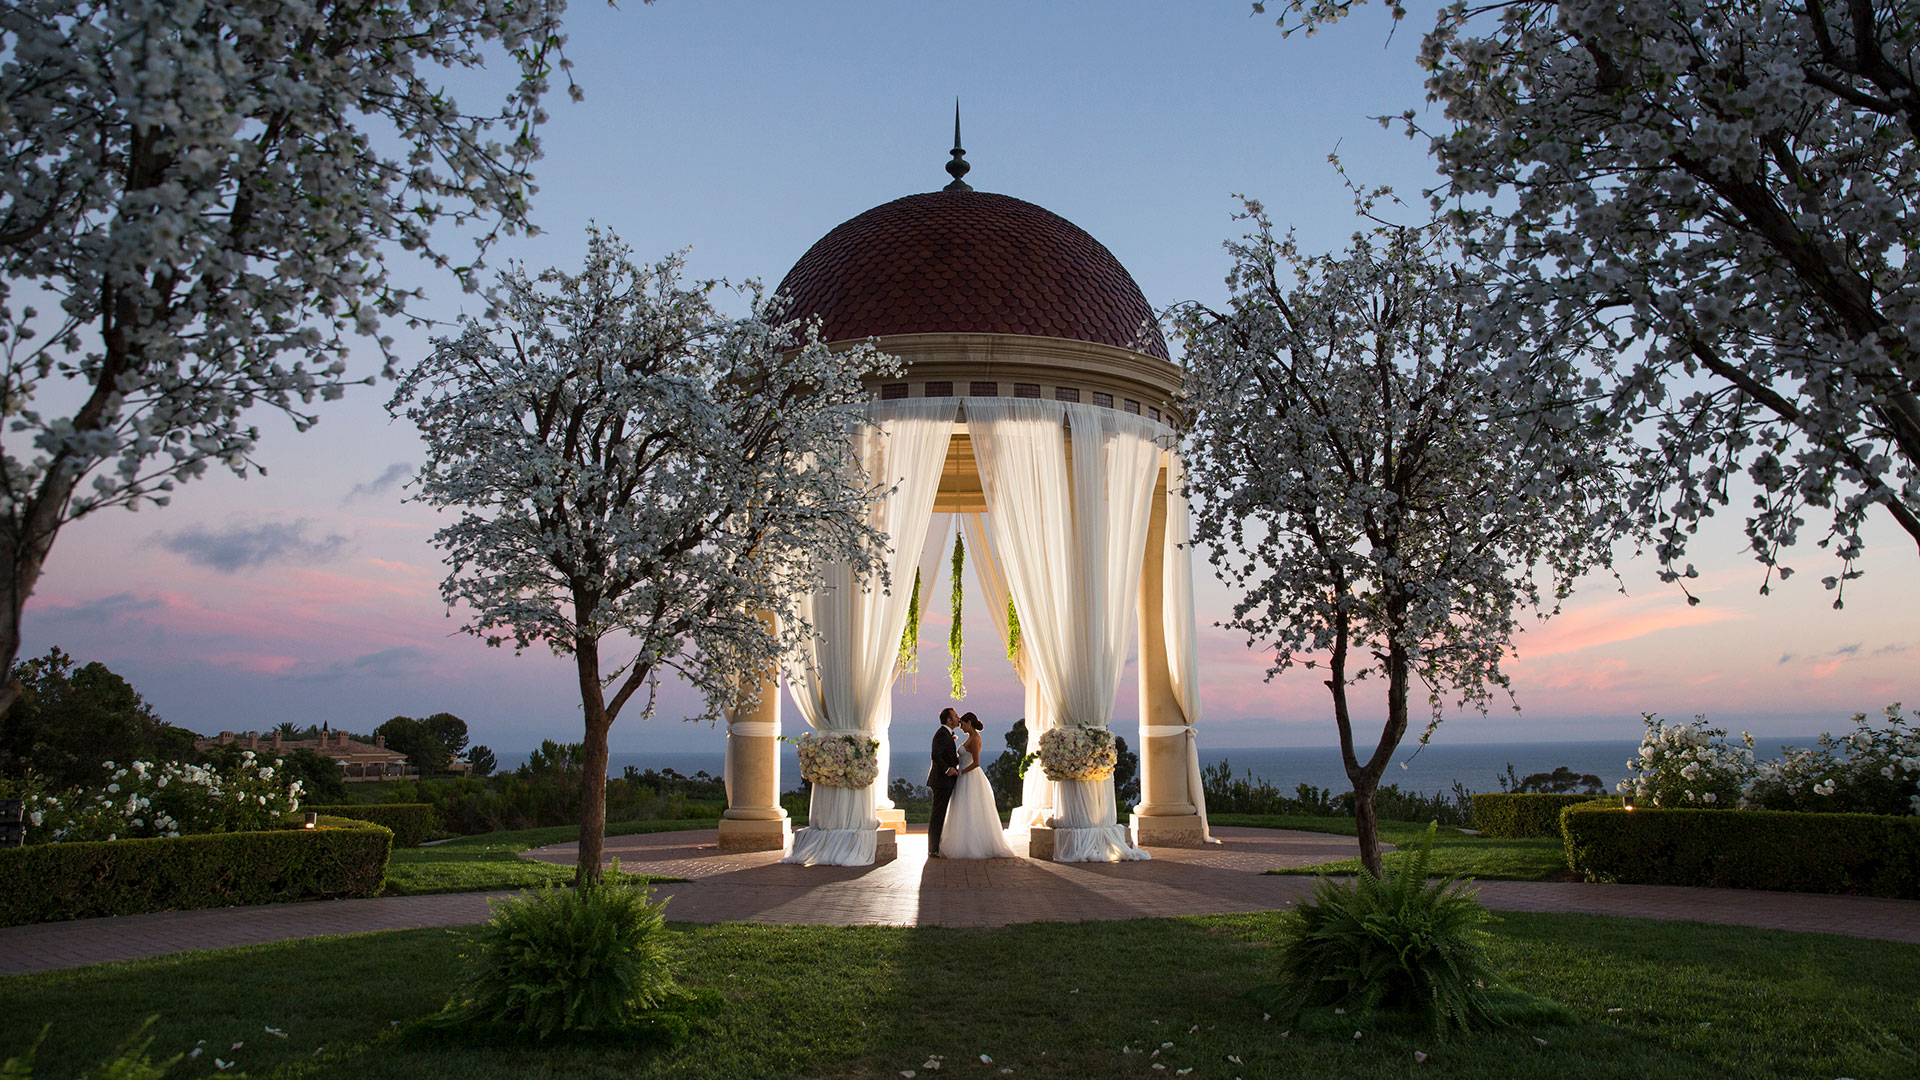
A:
512 736 1817 797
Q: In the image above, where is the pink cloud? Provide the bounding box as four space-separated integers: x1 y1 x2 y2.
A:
1513 596 1743 660
201 651 301 676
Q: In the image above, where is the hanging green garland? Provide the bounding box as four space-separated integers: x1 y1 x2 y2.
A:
948 530 966 699
897 568 922 674
1005 596 1021 660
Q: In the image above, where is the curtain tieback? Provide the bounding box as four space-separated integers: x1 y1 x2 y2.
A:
1140 725 1194 739
728 721 779 738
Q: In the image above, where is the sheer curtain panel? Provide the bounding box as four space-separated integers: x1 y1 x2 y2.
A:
782 399 956 865
961 512 1055 831
967 399 1162 861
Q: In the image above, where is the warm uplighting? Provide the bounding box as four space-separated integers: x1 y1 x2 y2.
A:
304 811 317 829
1622 795 1635 811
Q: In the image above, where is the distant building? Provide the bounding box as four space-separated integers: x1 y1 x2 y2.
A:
194 730 473 781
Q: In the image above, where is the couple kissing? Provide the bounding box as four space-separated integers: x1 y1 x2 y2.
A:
926 707 1017 859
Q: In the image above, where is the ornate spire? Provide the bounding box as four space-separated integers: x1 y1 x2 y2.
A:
943 99 972 192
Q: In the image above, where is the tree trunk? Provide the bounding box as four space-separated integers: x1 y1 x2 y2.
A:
573 635 612 887
1325 608 1390 878
1328 598 1414 880
0 472 77 717
1351 773 1384 878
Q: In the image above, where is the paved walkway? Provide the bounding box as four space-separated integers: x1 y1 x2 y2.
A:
3 826 1916 976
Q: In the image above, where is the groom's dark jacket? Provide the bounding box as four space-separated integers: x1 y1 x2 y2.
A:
927 724 958 790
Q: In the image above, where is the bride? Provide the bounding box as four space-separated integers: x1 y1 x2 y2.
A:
940 713 1019 859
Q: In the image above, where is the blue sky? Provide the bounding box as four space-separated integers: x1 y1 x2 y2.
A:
23 2 1916 756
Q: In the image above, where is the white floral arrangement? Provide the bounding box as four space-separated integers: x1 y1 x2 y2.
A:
1036 724 1118 782
797 732 881 790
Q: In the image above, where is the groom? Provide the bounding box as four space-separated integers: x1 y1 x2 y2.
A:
926 707 961 858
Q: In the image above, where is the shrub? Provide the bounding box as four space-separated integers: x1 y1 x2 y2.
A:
1201 759 1475 825
388 749 726 836
1270 823 1501 1034
1472 793 1613 838
1620 714 1754 808
0 815 391 926
1562 804 1920 899
302 803 439 847
280 747 349 803
446 882 680 1039
1744 705 1920 815
18 752 303 843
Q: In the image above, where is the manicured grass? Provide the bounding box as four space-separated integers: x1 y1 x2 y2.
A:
2 913 1915 1079
383 820 707 895
1211 812 1573 881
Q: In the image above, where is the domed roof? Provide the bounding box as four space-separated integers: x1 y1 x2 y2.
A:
775 190 1169 361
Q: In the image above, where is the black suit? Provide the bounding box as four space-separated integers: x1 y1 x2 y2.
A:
927 723 959 855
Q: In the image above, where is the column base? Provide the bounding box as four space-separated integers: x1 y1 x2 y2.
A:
874 808 907 835
717 814 791 853
1131 812 1209 849
1027 826 1055 861
875 827 898 864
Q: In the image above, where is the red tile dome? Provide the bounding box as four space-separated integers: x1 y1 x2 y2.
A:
775 190 1168 360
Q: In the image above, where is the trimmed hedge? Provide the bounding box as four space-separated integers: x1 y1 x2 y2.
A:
1562 804 1920 899
1472 793 1614 838
302 802 439 847
0 815 392 927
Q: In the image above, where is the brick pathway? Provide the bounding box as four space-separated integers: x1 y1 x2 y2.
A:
3 825 1915 976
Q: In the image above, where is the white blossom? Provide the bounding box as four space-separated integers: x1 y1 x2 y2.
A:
1264 0 1920 598
1176 199 1624 873
389 228 897 878
0 0 578 708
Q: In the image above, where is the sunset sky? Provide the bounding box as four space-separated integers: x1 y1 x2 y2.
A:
24 2 1915 757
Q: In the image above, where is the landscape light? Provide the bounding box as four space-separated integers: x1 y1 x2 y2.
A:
304 811 317 829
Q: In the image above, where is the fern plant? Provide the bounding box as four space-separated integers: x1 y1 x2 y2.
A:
1271 822 1501 1035
448 881 680 1039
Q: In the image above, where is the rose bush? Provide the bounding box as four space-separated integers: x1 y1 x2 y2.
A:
1746 706 1920 816
17 751 303 843
1622 708 1920 815
1618 715 1755 809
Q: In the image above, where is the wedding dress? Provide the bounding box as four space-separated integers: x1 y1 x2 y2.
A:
940 739 1019 859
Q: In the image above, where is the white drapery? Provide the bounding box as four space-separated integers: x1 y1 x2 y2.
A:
960 512 1055 830
782 399 955 865
966 399 1163 861
878 511 953 810
1157 453 1216 843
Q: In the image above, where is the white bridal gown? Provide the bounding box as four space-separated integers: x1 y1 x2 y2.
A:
941 740 1019 859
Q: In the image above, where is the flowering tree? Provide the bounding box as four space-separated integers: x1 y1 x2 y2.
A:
1261 0 1920 600
0 0 578 712
1176 203 1624 874
391 230 893 883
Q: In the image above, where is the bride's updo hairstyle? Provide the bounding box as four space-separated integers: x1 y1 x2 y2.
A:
960 712 981 732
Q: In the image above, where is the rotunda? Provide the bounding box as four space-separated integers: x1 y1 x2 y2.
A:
716 120 1213 865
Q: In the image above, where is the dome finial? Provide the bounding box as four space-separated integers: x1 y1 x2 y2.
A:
944 99 972 192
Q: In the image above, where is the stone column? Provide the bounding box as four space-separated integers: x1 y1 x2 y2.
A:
871 699 907 835
718 660 791 854
1131 469 1208 847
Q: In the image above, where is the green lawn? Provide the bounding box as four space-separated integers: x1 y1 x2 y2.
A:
383 820 708 895
2 913 1915 1079
1210 812 1572 881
